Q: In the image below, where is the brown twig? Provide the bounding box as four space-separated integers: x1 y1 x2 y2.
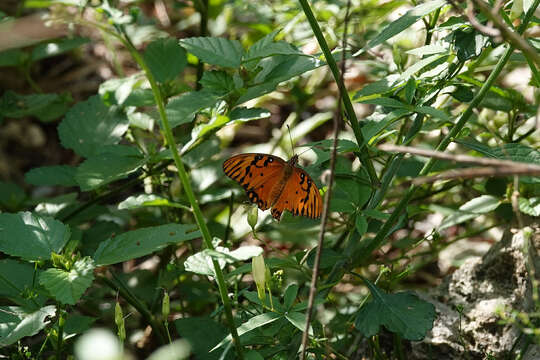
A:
378 144 540 184
300 0 351 358
463 0 540 66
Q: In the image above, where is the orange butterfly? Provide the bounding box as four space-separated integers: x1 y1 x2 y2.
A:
223 153 322 221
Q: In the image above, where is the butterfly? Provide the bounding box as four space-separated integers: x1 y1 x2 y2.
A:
223 153 322 221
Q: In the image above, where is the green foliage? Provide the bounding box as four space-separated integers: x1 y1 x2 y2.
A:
354 279 436 340
1 0 539 358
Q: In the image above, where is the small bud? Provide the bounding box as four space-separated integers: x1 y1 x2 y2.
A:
115 302 126 342
162 291 170 319
247 205 258 229
252 255 266 301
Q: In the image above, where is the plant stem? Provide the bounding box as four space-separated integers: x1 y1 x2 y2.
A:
119 29 244 359
99 273 168 344
196 0 208 89
57 307 64 360
297 0 379 186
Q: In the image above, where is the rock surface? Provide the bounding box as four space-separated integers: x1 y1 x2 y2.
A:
411 227 539 359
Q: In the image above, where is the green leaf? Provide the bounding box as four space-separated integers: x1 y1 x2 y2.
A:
519 197 540 216
25 165 77 187
0 212 70 261
39 257 95 305
306 248 346 270
243 30 301 63
365 0 447 50
354 279 435 340
144 37 187 83
406 44 448 57
31 37 89 61
355 215 368 235
285 311 312 334
452 29 489 62
0 181 26 211
63 314 96 337
184 249 222 277
164 90 219 128
93 224 201 266
175 317 227 359
58 95 129 158
211 312 281 351
358 97 410 109
457 141 540 183
0 91 72 122
230 107 271 122
0 305 56 346
75 145 145 191
180 37 244 68
400 53 447 80
199 70 237 95
283 284 298 310
0 259 46 309
238 54 323 104
354 75 402 98
440 195 501 230
128 112 154 131
118 194 183 210
415 106 451 121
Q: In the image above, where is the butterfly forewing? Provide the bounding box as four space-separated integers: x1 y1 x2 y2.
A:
223 153 286 210
271 167 322 220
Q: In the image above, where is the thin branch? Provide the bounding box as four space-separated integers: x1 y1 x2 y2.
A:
379 144 540 169
413 166 540 184
300 0 351 358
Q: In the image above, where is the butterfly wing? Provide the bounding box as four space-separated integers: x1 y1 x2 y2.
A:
270 166 322 220
223 153 287 210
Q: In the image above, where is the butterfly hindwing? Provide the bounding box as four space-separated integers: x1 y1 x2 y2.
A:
271 166 322 220
223 153 286 210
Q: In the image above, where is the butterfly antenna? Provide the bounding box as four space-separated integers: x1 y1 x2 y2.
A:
286 124 295 156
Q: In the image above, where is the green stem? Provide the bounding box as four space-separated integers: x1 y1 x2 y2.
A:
120 29 244 359
99 274 168 344
360 39 520 261
297 0 379 186
196 0 209 89
57 307 65 360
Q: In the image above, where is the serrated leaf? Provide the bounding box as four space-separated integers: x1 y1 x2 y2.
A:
0 305 56 346
58 95 129 158
354 279 435 340
164 90 219 128
31 37 89 61
199 70 237 95
25 165 77 187
75 145 145 191
144 37 187 83
519 197 540 216
238 54 323 104
0 212 70 261
243 30 301 62
93 224 200 266
0 259 47 309
440 195 500 230
39 257 95 305
180 37 244 68
365 0 447 50
211 312 281 351
184 249 223 277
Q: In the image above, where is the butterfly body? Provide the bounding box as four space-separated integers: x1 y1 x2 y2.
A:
223 153 322 221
